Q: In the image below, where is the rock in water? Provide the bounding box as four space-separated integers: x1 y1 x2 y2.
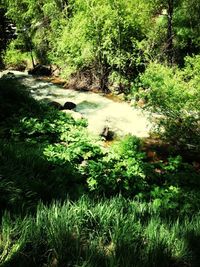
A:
63 101 76 110
2 72 15 79
28 64 51 76
100 126 115 141
48 101 63 110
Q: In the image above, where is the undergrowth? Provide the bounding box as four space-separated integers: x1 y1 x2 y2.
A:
1 74 200 266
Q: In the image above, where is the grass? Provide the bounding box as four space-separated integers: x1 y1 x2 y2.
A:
0 140 85 214
0 196 200 267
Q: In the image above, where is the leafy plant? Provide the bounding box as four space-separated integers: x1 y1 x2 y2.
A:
137 58 200 151
3 41 32 70
81 135 148 196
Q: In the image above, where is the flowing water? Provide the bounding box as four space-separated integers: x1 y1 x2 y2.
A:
0 70 153 138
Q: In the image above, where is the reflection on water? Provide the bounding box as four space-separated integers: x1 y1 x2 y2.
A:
0 70 152 137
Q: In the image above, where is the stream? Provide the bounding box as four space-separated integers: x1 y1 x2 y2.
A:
0 70 153 138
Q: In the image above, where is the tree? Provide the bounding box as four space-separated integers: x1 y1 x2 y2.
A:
148 0 200 65
49 0 152 90
0 7 6 68
4 0 64 64
166 0 174 65
174 0 200 64
0 4 16 68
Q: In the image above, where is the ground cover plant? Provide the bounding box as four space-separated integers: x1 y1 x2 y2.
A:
0 75 200 266
0 75 102 212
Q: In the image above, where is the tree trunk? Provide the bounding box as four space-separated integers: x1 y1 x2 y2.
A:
167 0 174 65
0 8 6 69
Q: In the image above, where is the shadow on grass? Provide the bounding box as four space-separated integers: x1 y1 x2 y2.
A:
1 74 200 218
184 230 200 267
0 75 87 214
0 226 195 267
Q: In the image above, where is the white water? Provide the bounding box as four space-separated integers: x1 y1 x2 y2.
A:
0 70 153 137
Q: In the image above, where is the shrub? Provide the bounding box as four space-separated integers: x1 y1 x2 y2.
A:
81 135 148 196
0 77 102 211
3 42 32 70
137 57 200 151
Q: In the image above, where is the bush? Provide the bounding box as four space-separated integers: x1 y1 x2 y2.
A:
81 135 148 196
49 0 151 88
0 77 101 212
3 42 31 70
137 57 200 151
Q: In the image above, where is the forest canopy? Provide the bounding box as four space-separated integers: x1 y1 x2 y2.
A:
1 0 200 89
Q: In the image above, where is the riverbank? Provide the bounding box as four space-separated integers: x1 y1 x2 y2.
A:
1 69 200 267
0 70 153 139
40 72 128 104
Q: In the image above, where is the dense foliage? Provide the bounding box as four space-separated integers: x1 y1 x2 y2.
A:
136 55 200 150
0 76 199 211
2 0 200 89
1 0 200 266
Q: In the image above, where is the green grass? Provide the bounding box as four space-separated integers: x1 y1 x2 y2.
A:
0 197 200 267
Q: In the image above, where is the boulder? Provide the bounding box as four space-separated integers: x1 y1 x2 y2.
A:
100 126 115 141
28 64 51 76
51 65 61 77
48 101 63 110
63 101 76 110
2 72 15 79
137 98 146 108
15 63 26 72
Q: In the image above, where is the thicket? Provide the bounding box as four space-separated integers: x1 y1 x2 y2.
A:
3 0 200 90
135 55 200 152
